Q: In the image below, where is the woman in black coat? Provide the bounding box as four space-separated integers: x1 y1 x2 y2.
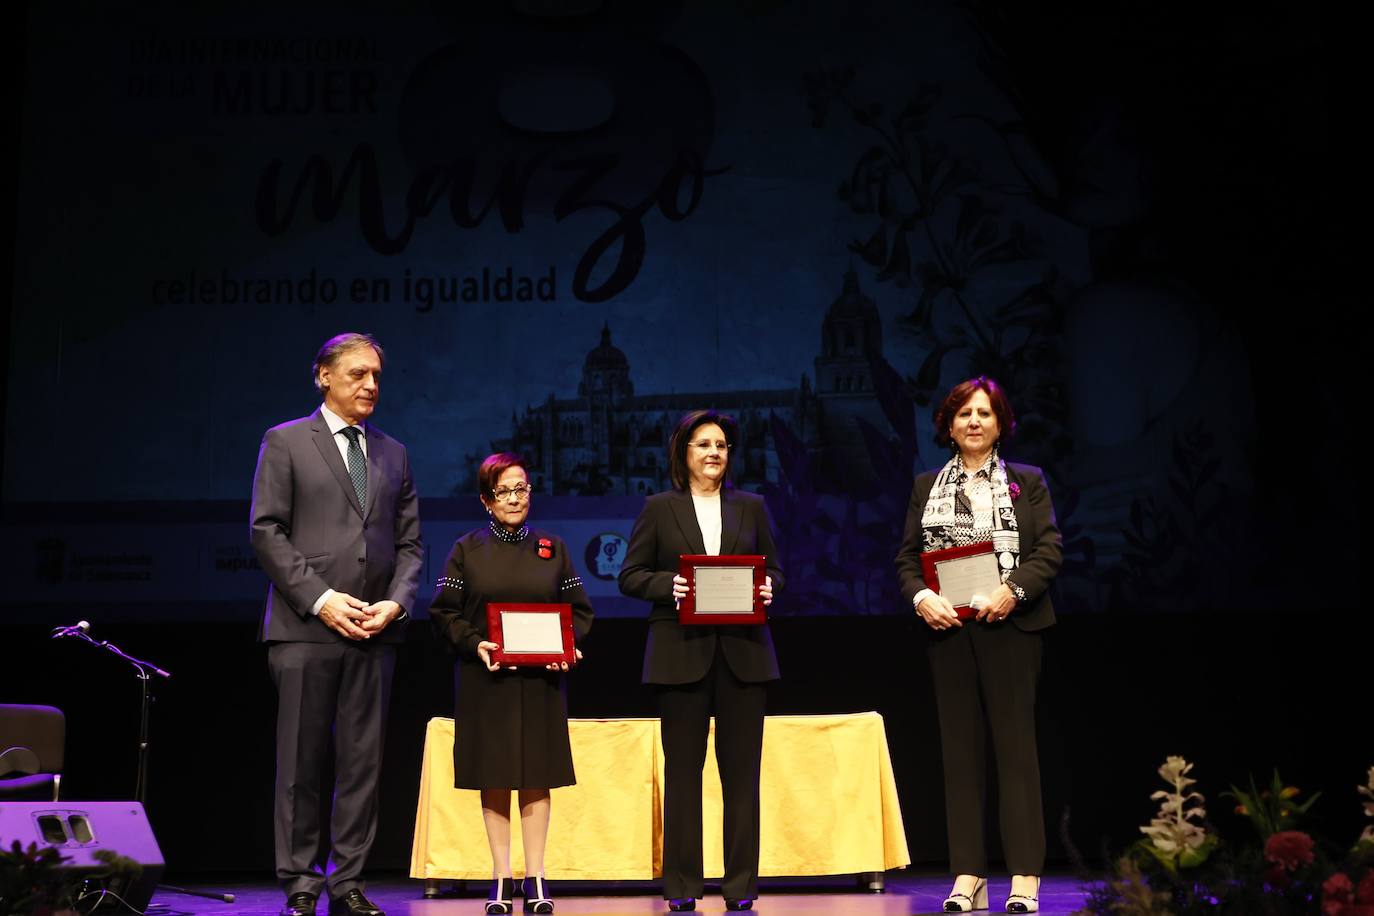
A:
895 377 1061 915
430 453 594 916
618 410 782 913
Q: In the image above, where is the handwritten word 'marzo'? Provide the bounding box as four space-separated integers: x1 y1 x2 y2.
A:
256 144 728 303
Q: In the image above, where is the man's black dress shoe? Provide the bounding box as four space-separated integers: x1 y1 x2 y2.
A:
280 892 317 916
666 898 695 912
725 898 755 911
330 889 385 916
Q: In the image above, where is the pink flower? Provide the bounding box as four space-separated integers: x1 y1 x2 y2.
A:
1358 872 1374 904
1008 482 1021 500
1325 873 1354 916
1265 830 1315 871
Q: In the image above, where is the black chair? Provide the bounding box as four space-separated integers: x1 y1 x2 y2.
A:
0 704 65 801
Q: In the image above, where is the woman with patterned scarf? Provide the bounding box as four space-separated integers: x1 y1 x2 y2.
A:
895 377 1063 914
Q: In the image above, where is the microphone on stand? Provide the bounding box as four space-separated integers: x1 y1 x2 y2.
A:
49 621 171 677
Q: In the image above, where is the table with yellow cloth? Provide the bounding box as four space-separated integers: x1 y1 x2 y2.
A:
411 712 910 887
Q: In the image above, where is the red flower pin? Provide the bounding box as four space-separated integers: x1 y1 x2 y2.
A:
537 537 554 560
1008 482 1021 500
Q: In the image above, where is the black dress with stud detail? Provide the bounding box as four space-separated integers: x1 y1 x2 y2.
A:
430 524 594 789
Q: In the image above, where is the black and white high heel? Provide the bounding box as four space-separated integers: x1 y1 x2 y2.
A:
485 877 515 915
944 876 988 912
521 876 554 914
1005 877 1040 913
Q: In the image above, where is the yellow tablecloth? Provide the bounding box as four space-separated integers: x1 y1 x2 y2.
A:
410 713 910 880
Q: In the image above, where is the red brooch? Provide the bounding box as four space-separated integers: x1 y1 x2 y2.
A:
537 537 554 560
1008 482 1021 500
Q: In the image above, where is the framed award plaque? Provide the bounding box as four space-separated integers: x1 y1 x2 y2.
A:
677 554 766 625
919 541 1001 619
486 603 576 665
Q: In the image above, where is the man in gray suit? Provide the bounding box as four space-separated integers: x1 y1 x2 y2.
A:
250 332 422 916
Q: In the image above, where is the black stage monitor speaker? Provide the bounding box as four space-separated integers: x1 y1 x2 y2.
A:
0 801 164 912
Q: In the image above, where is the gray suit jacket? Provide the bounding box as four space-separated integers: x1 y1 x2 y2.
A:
250 409 423 644
895 461 1061 632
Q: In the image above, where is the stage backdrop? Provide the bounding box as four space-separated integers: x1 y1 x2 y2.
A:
6 0 1298 622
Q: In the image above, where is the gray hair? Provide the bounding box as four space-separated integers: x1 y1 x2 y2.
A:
311 332 385 392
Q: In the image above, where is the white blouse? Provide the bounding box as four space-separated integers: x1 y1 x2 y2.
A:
692 492 723 556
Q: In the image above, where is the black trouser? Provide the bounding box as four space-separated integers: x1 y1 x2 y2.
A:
268 641 396 898
927 623 1044 875
657 645 768 900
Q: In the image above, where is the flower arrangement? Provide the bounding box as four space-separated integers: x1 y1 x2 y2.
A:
1320 767 1374 916
0 841 144 916
1074 758 1373 916
0 841 77 916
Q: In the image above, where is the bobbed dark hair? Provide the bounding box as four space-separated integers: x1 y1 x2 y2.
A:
477 452 528 503
932 376 1016 449
667 410 739 492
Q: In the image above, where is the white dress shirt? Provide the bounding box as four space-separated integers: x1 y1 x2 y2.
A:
312 404 367 615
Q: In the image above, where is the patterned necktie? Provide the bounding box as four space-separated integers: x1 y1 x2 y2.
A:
340 426 367 512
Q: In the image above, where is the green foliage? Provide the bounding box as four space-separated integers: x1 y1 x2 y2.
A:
0 841 76 916
1223 770 1321 840
0 842 143 915
1075 759 1373 916
1138 834 1219 875
1072 856 1172 916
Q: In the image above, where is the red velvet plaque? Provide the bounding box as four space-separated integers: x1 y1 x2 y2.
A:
678 554 767 625
486 603 576 666
919 541 1001 619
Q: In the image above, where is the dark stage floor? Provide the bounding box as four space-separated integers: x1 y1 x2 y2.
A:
142 873 1091 915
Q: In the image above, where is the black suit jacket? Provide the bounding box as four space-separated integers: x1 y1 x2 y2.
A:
619 489 784 685
250 409 423 644
895 462 1061 632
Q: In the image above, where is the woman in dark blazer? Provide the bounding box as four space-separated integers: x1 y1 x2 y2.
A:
895 377 1061 915
619 410 783 913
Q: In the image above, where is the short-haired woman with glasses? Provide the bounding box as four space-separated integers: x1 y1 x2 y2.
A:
430 452 594 915
618 410 783 913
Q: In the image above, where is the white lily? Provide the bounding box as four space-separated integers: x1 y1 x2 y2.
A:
1140 755 1210 855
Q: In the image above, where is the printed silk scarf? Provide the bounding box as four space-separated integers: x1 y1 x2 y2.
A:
920 446 1020 582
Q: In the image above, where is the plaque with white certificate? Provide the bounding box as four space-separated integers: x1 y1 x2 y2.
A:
678 554 767 625
920 542 1003 619
486 603 576 666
